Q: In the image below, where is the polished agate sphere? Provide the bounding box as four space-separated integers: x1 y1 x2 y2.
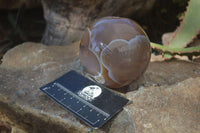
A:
80 17 151 88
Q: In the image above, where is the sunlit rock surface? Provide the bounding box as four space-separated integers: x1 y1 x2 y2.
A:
0 42 199 133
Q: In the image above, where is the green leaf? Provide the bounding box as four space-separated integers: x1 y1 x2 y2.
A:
151 42 200 56
162 0 200 58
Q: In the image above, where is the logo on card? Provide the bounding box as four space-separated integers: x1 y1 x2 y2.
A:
78 85 102 101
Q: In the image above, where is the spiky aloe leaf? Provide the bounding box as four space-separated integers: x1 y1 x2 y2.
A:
162 0 200 58
151 42 200 56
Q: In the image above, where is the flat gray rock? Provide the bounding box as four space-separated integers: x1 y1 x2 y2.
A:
126 77 200 133
0 42 200 133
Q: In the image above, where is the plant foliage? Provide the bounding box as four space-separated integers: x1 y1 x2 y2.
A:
151 0 200 59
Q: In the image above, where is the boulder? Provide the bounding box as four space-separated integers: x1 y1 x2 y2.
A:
0 42 199 132
126 77 200 133
41 0 156 45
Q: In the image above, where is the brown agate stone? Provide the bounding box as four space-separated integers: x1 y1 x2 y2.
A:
80 17 151 88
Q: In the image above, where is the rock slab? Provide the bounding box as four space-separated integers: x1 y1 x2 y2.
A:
0 42 200 133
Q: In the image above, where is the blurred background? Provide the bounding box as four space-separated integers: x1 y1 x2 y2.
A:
0 0 189 63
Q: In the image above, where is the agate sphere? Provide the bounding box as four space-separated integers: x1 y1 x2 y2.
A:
80 17 151 88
